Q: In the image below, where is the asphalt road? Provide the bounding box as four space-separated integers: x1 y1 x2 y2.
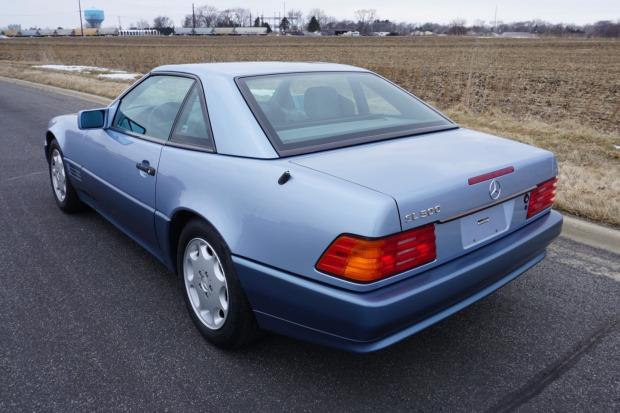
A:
1 79 619 412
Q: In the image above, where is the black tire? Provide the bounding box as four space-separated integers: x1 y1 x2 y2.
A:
177 218 260 349
48 139 86 213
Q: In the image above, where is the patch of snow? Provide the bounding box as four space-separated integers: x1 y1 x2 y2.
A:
97 73 140 81
614 145 620 150
33 64 115 73
33 64 141 82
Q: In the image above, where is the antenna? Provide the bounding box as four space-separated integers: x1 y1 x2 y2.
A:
78 0 84 36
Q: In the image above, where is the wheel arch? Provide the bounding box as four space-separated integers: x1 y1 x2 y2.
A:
45 131 57 161
167 207 230 275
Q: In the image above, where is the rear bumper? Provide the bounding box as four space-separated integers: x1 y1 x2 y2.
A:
234 210 563 353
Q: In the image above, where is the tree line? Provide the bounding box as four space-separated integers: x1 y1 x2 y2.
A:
127 5 620 37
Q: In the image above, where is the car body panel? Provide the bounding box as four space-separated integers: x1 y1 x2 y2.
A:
45 62 563 351
154 144 402 286
291 127 556 227
235 210 562 352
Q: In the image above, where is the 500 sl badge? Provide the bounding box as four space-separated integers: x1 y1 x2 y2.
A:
404 205 441 222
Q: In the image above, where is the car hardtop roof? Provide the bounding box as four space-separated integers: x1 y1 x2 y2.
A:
151 61 368 78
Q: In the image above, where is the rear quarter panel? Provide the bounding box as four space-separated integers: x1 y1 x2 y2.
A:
155 146 402 289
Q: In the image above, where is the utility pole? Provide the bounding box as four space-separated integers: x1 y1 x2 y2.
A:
78 0 84 36
192 3 196 32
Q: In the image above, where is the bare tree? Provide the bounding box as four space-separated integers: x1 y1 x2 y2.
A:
182 4 218 28
217 9 236 27
153 16 173 29
287 9 303 30
197 5 219 27
231 7 252 27
354 9 377 34
131 19 150 29
447 19 467 35
307 8 328 28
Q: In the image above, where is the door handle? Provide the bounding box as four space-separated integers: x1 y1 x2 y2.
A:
136 161 156 176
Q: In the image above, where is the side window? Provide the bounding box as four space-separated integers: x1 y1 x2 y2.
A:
113 75 194 140
171 85 212 148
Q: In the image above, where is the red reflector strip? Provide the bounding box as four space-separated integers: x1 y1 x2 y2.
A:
468 166 515 185
527 177 558 218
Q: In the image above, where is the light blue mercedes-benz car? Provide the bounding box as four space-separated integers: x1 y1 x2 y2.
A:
45 62 562 352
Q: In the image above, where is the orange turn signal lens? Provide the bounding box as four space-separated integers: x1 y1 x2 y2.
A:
316 224 436 283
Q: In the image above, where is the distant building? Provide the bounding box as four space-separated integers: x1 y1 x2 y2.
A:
234 27 268 35
55 28 74 36
500 32 538 39
84 9 104 28
119 29 158 36
174 27 194 35
20 29 39 37
76 28 99 36
194 28 214 35
336 30 360 36
2 29 19 36
98 27 118 36
213 27 235 35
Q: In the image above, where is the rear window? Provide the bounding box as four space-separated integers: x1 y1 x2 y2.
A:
236 71 455 156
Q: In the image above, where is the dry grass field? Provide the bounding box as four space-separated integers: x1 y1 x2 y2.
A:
0 36 618 225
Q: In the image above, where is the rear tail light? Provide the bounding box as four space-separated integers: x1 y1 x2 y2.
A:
316 224 436 283
527 177 557 218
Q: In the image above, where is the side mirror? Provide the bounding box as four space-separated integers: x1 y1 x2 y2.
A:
78 108 108 129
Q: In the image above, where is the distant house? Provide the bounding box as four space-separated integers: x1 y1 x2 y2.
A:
500 32 538 39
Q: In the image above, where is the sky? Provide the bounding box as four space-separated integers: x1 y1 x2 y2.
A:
2 0 618 29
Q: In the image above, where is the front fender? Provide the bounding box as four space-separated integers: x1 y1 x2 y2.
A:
45 114 78 159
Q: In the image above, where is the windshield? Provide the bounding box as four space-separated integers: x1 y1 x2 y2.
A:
236 71 455 156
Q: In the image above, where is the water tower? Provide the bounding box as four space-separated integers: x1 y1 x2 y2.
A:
84 8 104 28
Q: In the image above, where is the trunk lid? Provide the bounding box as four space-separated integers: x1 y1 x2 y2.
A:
291 128 557 233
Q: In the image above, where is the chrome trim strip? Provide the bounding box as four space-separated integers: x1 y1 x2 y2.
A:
439 186 536 223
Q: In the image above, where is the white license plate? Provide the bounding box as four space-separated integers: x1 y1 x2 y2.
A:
460 201 512 249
